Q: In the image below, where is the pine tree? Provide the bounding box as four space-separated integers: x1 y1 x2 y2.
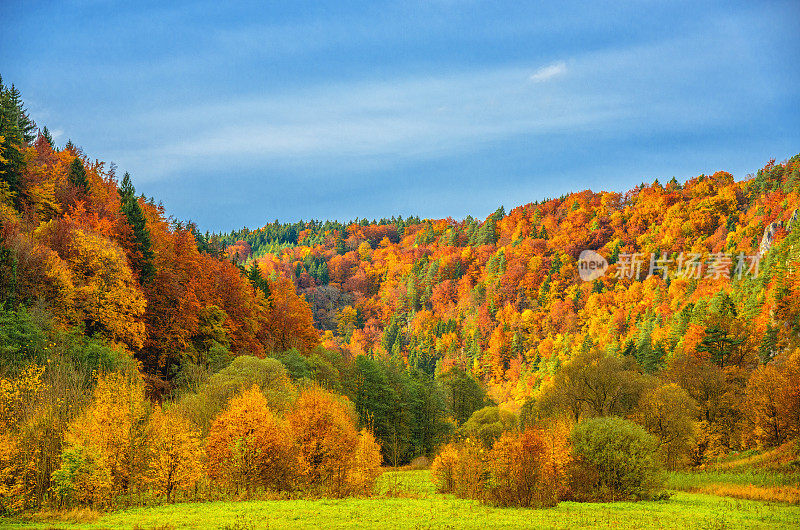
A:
335 231 347 255
381 317 400 353
247 263 270 298
0 80 26 207
41 126 54 147
68 157 89 192
5 84 36 143
118 172 155 282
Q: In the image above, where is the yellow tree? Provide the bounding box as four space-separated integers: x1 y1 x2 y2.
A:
62 371 151 500
206 385 295 495
146 407 204 502
67 229 147 350
746 364 789 447
286 386 360 496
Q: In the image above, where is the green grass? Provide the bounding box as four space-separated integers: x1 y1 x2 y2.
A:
4 471 800 529
667 469 800 490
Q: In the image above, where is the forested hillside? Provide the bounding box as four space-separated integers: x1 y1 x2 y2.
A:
224 149 800 415
2 75 800 513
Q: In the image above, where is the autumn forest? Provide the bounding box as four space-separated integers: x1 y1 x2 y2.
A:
2 74 800 519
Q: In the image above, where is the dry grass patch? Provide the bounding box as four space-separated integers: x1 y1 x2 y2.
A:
20 507 101 524
695 483 800 504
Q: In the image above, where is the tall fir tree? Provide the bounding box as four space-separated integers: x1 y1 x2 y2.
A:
68 157 89 192
119 172 155 283
0 77 27 207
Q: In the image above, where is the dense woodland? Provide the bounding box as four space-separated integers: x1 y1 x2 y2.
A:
2 76 800 512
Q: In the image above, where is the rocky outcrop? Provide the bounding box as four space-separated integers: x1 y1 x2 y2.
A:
759 220 783 257
759 209 799 256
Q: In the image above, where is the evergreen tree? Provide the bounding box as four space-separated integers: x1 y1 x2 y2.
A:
118 172 155 282
5 84 36 143
68 157 89 192
758 324 778 364
696 322 743 368
335 231 346 255
247 263 270 299
0 80 26 207
41 126 54 147
381 317 400 354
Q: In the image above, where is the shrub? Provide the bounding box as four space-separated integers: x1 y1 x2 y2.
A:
346 429 383 496
409 456 430 470
430 443 459 493
176 355 296 436
59 371 151 500
430 438 487 499
50 445 112 508
569 417 665 501
484 425 571 507
459 406 517 448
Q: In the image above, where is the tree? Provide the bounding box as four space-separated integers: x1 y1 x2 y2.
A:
286 386 362 496
437 366 488 426
41 126 54 147
459 406 517 449
176 355 296 436
0 82 27 207
206 385 295 495
146 408 204 502
67 158 88 193
256 274 319 354
696 320 745 368
60 371 151 501
746 364 788 448
118 172 155 283
537 348 645 422
65 228 147 349
634 383 698 470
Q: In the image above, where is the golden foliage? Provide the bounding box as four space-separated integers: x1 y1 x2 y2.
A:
286 386 360 496
206 385 295 494
63 371 150 498
485 424 572 507
146 407 204 501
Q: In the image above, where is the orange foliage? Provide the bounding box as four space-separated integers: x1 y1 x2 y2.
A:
206 385 295 494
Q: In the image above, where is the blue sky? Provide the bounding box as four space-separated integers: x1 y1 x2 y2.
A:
1 0 798 232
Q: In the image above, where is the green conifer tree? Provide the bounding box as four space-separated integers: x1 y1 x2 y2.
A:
118 172 155 282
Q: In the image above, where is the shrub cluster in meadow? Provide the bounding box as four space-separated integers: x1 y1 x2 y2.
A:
431 416 665 507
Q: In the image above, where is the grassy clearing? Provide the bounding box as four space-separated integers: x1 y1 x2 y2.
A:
666 443 800 504
4 471 800 529
667 469 800 490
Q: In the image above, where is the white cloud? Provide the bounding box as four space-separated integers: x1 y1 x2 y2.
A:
529 61 567 82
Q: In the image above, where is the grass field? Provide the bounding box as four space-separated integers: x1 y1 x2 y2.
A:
4 471 800 529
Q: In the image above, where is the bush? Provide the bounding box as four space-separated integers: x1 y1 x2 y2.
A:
176 355 296 436
50 445 112 508
484 425 571 507
430 443 459 493
459 406 517 448
569 417 665 501
430 438 487 499
409 456 430 470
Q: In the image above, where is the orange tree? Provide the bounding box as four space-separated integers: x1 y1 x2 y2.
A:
206 385 295 496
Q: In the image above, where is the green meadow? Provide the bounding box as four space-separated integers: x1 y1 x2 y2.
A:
4 471 800 529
